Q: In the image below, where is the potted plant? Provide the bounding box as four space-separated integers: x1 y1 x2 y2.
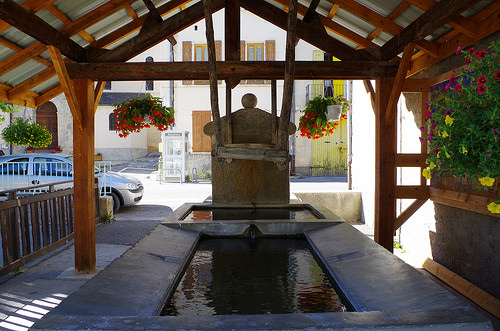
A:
1 118 52 148
298 95 350 140
51 146 63 153
112 94 175 138
421 41 499 213
25 146 35 153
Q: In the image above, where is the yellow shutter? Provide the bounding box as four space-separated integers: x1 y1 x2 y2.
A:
183 41 192 85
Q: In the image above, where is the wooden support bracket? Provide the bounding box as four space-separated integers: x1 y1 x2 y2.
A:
94 81 106 114
363 79 375 112
394 198 428 231
384 42 414 126
48 45 83 130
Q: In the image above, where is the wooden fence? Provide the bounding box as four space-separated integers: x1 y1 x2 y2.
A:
0 180 99 275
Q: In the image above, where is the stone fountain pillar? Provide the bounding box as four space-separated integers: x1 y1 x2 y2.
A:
203 94 296 205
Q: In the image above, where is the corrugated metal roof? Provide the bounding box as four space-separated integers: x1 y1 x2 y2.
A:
0 0 496 107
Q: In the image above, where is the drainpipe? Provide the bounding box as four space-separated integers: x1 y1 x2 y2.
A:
290 82 296 175
347 80 353 190
9 110 12 155
169 43 175 115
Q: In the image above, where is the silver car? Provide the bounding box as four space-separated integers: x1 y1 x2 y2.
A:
0 153 143 213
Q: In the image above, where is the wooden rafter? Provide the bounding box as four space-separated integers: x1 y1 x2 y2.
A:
242 0 374 60
45 5 96 43
273 0 378 49
0 43 47 76
0 0 86 62
125 5 139 20
366 1 410 42
91 0 223 62
408 5 500 76
381 0 479 60
394 199 428 231
66 61 399 81
0 0 57 33
327 4 339 19
48 46 82 130
325 0 437 57
0 36 51 67
303 0 321 23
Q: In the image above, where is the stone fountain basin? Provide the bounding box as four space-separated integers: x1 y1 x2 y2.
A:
32 202 492 330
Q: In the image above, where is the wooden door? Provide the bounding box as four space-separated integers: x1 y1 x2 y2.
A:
36 102 58 150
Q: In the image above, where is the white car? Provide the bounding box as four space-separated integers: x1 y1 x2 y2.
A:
0 153 143 213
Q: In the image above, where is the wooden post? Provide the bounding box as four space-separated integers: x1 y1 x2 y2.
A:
73 78 96 273
374 77 396 252
225 0 240 89
203 0 223 148
271 79 277 144
277 0 297 150
225 85 232 144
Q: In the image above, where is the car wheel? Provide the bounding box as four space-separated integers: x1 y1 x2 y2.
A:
111 191 121 214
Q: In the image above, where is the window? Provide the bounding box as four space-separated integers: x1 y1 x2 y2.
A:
194 44 208 61
33 157 72 177
104 81 111 90
145 56 154 91
0 158 29 175
247 43 264 61
109 113 117 131
192 111 212 152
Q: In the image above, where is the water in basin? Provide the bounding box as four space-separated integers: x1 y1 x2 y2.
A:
182 206 322 221
161 237 349 316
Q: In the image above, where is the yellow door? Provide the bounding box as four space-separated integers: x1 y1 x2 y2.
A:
311 53 348 176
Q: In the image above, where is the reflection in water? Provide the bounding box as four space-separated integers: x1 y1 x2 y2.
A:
161 238 346 316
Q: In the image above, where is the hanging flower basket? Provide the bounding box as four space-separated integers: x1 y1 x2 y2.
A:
298 95 350 140
1 118 52 148
421 41 500 214
112 94 175 138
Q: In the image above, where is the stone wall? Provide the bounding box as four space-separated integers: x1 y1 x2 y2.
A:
430 203 500 298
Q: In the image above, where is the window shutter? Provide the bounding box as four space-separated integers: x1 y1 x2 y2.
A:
192 111 212 152
183 41 192 85
265 40 275 84
240 41 246 84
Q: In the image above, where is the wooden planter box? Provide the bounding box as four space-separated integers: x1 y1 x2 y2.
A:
94 155 102 161
430 175 499 218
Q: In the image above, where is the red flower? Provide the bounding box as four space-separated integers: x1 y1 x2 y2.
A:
454 83 462 91
477 84 487 94
474 50 487 58
467 47 474 54
464 57 472 65
477 75 487 85
494 71 500 80
449 75 456 84
433 148 439 154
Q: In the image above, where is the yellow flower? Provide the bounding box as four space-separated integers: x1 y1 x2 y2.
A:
445 115 454 126
441 130 448 138
429 162 436 170
460 146 468 154
487 202 500 213
422 168 431 180
479 177 495 187
445 151 451 158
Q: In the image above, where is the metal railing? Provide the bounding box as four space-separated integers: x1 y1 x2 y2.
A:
305 82 346 101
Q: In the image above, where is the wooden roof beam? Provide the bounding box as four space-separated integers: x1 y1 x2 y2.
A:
0 43 49 76
303 0 321 23
327 4 339 19
0 0 86 62
381 0 479 60
273 0 378 49
367 1 410 42
242 0 375 60
0 0 57 33
407 5 500 77
326 0 437 57
66 60 399 80
91 0 188 49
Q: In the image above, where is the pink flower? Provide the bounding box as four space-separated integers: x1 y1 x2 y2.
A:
445 109 452 116
449 75 457 84
445 83 450 92
493 129 499 136
456 46 461 54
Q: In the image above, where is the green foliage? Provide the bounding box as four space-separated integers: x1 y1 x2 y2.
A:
1 118 52 148
101 211 115 223
298 95 350 139
423 41 500 213
113 94 175 138
0 103 19 123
